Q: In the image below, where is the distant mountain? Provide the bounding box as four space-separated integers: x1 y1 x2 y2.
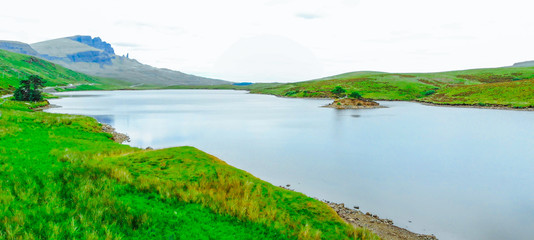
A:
512 60 534 68
0 36 230 86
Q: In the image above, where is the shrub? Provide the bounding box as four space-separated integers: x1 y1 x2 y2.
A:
284 90 299 96
331 86 346 98
348 91 362 99
422 90 436 96
14 75 46 102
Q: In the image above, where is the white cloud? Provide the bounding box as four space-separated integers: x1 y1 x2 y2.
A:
1 0 533 82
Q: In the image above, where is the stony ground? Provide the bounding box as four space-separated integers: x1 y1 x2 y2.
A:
102 123 131 143
326 202 438 240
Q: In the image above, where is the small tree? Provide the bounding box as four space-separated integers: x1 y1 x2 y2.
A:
348 91 362 99
331 86 346 98
14 75 47 102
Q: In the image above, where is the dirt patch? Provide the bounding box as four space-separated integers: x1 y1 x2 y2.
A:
24 56 45 66
456 74 515 83
393 74 417 78
324 98 381 109
417 79 441 87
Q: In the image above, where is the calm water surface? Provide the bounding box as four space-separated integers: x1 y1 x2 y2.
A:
46 90 534 240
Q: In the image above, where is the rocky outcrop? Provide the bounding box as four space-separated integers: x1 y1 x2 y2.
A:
324 98 380 109
69 35 115 55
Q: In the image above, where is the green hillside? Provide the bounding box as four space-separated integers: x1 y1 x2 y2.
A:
0 49 378 239
422 79 534 108
0 49 130 94
246 67 534 108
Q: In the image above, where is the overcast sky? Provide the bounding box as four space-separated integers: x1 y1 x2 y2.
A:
2 0 534 82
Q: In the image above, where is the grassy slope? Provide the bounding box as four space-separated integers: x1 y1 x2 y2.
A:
0 49 131 94
243 67 534 108
422 79 534 107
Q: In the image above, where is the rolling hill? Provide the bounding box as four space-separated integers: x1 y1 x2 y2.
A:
0 36 231 86
0 49 130 94
512 60 534 68
242 66 534 108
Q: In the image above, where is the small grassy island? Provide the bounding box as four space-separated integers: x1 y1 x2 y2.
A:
325 98 380 109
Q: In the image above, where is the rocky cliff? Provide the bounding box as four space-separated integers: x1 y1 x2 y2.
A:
512 60 534 68
69 35 115 55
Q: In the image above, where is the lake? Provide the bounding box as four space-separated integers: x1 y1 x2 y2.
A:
46 90 534 240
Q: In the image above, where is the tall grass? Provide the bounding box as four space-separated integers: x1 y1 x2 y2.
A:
88 147 366 239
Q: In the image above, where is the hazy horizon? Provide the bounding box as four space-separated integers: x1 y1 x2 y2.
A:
2 0 533 82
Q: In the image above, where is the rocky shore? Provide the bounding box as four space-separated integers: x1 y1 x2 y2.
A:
324 98 381 109
416 100 534 111
101 123 130 143
279 185 437 239
327 201 438 240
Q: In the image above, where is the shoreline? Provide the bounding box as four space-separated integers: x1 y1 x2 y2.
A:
327 201 437 240
47 88 534 111
39 94 428 238
247 90 533 111
94 113 437 239
414 100 534 111
84 104 438 239
279 186 437 240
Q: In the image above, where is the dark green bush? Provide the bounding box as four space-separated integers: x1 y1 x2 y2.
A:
348 91 362 99
14 75 46 102
284 90 299 96
422 90 436 96
331 86 346 98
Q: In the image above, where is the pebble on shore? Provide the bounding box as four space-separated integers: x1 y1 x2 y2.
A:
101 123 130 143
